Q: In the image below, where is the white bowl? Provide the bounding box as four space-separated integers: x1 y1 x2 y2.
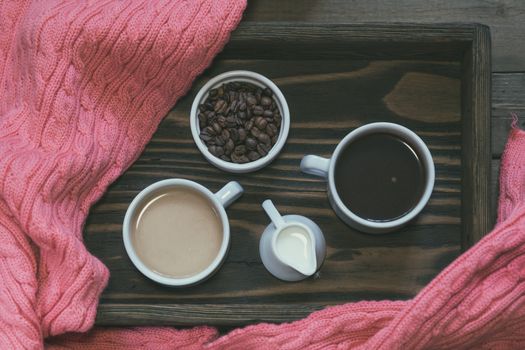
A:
190 70 290 173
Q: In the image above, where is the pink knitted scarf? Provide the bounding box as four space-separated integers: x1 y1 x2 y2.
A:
2 1 525 349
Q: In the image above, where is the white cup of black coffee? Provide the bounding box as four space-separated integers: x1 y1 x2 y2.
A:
300 122 435 233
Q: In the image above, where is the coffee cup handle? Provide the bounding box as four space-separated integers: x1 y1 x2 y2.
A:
300 155 331 178
215 181 244 208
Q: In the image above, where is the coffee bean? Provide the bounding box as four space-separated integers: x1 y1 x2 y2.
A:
234 145 246 156
239 102 246 111
248 151 261 161
200 131 213 142
263 110 273 118
225 139 234 155
214 99 226 113
205 101 214 111
221 129 230 141
246 137 257 150
271 135 278 144
229 91 236 103
230 99 238 113
266 123 278 137
214 136 225 146
226 116 236 128
238 128 247 142
231 153 249 164
250 127 261 138
257 132 270 145
246 95 257 106
208 145 224 157
255 116 267 130
263 142 271 151
217 86 224 97
261 96 272 107
217 115 226 127
245 119 254 131
263 87 272 97
274 114 282 127
236 116 243 126
204 126 215 135
253 105 264 116
257 143 269 156
212 122 222 134
209 88 218 98
238 111 247 120
229 128 239 142
221 155 231 162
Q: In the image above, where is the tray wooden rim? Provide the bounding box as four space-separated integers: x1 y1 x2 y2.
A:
95 22 491 326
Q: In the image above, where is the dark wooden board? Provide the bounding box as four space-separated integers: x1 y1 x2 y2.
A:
86 23 491 326
492 73 525 158
244 0 525 72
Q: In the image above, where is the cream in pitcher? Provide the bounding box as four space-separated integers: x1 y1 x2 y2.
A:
259 200 326 281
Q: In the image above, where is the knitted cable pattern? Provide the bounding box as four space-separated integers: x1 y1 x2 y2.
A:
0 1 246 349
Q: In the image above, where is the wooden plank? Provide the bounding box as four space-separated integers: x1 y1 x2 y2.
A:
460 25 492 247
492 73 525 158
492 159 500 223
243 0 525 71
224 22 474 61
96 303 327 326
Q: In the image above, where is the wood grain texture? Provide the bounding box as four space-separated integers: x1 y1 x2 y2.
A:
243 0 525 71
85 24 491 326
97 304 327 326
460 25 492 247
492 73 525 157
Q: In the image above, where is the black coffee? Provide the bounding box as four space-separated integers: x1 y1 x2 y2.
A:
334 133 425 222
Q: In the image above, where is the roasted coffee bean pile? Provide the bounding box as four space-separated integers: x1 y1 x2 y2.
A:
198 82 282 163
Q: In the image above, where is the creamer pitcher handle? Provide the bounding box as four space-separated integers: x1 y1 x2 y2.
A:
262 199 286 230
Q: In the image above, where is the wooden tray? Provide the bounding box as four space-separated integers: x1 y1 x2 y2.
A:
86 23 491 326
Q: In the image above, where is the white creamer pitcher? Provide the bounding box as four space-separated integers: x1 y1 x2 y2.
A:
259 200 326 281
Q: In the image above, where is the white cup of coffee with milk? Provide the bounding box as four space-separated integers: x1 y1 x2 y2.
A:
123 179 243 286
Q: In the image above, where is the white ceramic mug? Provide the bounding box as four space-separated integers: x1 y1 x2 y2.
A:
123 179 243 286
300 122 435 233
